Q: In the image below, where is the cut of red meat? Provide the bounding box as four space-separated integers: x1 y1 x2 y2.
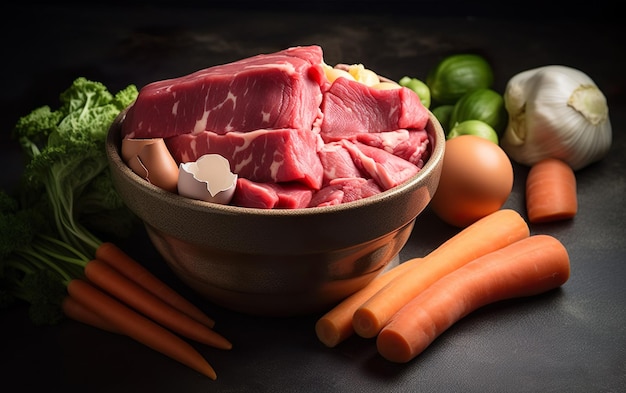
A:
165 128 324 190
356 129 430 167
269 182 313 209
232 178 313 209
230 178 279 209
318 142 365 186
122 45 326 139
341 140 420 190
309 177 382 207
308 187 344 207
330 177 382 202
319 77 429 142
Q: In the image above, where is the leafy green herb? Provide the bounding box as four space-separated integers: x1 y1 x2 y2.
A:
1 77 138 324
14 77 139 255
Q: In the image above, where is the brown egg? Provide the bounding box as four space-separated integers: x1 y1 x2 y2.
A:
430 134 513 228
121 138 179 193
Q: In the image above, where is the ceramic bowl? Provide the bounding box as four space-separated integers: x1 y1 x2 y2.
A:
105 110 445 316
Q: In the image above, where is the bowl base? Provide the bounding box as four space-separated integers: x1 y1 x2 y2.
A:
145 222 411 317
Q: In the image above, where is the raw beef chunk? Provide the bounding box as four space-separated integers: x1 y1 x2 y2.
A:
165 128 324 190
319 77 429 142
122 46 326 139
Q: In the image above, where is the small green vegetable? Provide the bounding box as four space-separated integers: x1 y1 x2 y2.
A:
447 119 499 145
449 88 507 136
426 54 494 105
399 76 431 108
431 105 454 132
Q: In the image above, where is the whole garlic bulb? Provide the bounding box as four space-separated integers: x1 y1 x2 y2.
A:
501 65 612 171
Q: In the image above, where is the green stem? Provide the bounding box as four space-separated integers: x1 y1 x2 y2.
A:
15 248 73 283
47 172 101 257
38 233 91 263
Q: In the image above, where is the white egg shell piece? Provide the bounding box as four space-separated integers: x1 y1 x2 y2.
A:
178 154 238 204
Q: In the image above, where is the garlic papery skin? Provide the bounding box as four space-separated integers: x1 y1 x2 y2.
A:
500 65 612 171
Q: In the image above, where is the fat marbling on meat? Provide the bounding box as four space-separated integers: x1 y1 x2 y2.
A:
122 45 326 139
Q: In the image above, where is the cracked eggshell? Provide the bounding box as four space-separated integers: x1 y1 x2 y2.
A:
178 154 237 204
121 138 179 193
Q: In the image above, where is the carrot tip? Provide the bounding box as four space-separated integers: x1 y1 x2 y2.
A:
198 364 218 380
201 333 232 350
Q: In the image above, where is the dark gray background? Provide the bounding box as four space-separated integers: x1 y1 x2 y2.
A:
2 3 624 392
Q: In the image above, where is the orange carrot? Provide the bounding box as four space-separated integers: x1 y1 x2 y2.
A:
62 295 122 334
95 242 215 328
352 209 530 338
315 258 424 347
67 279 218 380
376 234 570 363
84 258 232 350
525 158 577 224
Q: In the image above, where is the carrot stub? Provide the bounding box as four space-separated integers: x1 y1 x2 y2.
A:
376 234 570 363
83 258 232 350
525 158 577 224
352 209 530 339
67 279 218 380
95 242 215 328
315 258 424 347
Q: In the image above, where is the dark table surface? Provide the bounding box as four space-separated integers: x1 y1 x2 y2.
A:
2 3 625 392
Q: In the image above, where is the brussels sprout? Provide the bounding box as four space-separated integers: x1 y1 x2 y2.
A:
449 88 507 137
426 54 494 105
447 119 499 145
431 105 454 132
